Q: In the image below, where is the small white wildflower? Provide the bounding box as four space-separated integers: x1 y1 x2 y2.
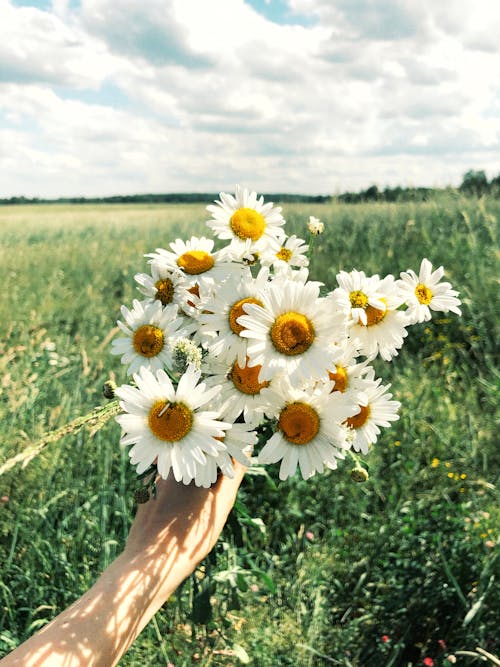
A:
307 216 324 235
171 337 203 373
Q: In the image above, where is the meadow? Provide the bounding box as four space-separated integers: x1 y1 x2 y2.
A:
0 194 498 666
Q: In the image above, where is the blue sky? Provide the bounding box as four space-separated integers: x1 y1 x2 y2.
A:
1 0 499 198
11 0 313 24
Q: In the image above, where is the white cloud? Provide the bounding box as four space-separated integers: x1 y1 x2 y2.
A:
0 0 128 88
0 0 499 197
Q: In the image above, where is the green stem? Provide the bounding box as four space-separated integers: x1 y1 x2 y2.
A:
306 233 316 266
0 400 121 476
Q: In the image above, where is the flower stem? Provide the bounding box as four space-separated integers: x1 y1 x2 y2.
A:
0 400 121 476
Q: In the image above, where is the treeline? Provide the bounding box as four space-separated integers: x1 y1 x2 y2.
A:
2 170 500 206
0 192 331 206
457 169 500 197
336 170 500 203
337 185 434 203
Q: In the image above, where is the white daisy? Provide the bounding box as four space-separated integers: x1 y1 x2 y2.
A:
111 299 188 376
204 357 274 424
134 262 194 316
335 269 387 326
206 185 286 254
397 258 462 323
324 340 370 395
258 378 356 481
239 277 348 383
260 235 309 272
197 266 270 367
115 366 233 487
343 373 400 454
335 273 408 361
147 236 237 295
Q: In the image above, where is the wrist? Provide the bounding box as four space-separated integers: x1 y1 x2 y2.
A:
119 535 196 609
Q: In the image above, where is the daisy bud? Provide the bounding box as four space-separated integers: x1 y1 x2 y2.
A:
351 466 369 483
134 487 151 504
307 216 324 235
103 380 116 399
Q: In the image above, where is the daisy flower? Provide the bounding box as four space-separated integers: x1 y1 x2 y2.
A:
204 356 274 424
259 378 356 480
134 262 194 315
335 273 408 361
324 341 370 395
147 236 237 298
348 275 408 361
260 235 309 272
111 299 188 376
206 185 286 254
343 373 400 454
397 258 462 323
239 277 348 384
197 266 270 367
335 269 387 326
115 366 232 486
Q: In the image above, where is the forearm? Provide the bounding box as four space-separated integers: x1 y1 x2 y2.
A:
1 465 245 667
1 538 196 666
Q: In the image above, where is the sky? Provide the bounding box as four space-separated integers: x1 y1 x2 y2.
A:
1 0 500 198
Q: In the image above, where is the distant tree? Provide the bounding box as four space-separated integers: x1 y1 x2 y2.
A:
362 185 379 201
383 186 403 202
489 174 500 198
459 170 489 197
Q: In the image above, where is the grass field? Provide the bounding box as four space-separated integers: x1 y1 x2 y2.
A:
0 195 498 666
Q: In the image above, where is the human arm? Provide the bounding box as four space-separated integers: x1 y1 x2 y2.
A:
1 463 246 667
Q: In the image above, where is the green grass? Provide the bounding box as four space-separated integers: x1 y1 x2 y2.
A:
0 196 498 666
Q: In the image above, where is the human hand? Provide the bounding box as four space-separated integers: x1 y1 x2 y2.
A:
0 465 247 667
123 462 247 598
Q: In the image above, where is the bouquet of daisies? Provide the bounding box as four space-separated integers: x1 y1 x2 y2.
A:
110 186 462 492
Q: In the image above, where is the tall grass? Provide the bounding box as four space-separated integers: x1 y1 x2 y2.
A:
0 196 498 665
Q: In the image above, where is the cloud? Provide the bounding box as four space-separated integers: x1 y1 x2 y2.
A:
0 0 127 87
0 0 499 197
79 0 214 68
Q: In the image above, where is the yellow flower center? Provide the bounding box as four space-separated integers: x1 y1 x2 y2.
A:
230 358 269 395
349 290 368 309
177 250 215 275
230 207 266 241
270 312 315 356
148 400 193 442
155 278 174 305
345 404 370 430
415 283 433 305
132 325 164 357
228 297 263 335
328 365 348 392
276 247 293 262
278 402 320 445
363 304 387 327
